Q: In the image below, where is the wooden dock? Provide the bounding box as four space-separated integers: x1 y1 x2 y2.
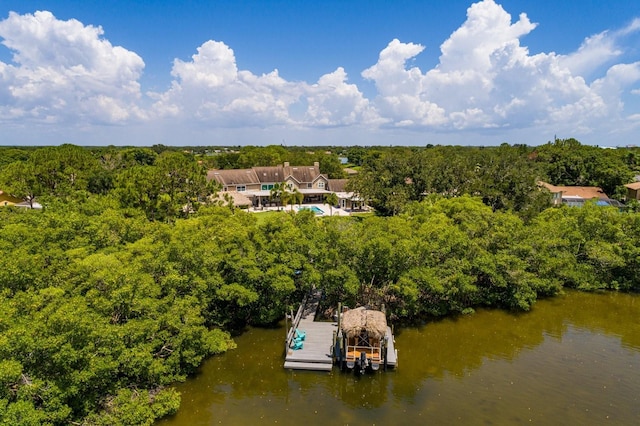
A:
284 292 398 371
284 291 336 371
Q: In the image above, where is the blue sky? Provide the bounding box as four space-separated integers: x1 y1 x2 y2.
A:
1 0 640 146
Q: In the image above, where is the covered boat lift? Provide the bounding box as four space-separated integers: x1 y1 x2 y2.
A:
333 306 398 373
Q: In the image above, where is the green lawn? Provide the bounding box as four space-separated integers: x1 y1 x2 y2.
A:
252 210 288 224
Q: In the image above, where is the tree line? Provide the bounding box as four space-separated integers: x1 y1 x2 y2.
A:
347 139 638 217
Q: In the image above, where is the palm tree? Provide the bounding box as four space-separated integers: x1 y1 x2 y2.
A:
324 192 339 216
280 186 303 212
281 189 294 212
292 188 303 210
269 182 284 210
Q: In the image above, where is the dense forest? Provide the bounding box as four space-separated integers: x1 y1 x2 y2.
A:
1 140 640 425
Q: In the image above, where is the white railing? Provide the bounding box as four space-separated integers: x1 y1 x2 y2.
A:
285 293 308 351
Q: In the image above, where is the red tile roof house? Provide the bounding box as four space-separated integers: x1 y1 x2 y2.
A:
538 181 622 207
207 162 332 209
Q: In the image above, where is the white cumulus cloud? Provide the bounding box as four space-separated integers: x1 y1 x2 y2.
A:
150 40 377 128
150 40 303 126
302 67 380 127
362 0 640 136
0 11 146 124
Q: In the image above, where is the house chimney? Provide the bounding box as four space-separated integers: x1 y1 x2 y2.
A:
284 162 290 167
313 161 319 168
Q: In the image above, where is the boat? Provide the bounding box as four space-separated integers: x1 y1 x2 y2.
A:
333 306 392 374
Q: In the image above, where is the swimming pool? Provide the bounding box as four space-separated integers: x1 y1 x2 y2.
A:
297 206 325 215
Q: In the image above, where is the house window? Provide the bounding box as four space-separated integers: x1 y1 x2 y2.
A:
318 181 325 189
237 185 246 192
261 184 274 191
307 183 312 188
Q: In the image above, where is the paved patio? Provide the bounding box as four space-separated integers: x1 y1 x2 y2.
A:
248 203 363 217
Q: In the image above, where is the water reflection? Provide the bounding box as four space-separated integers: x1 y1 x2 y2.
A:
158 291 640 425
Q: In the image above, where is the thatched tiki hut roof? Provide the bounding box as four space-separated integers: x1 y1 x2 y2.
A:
341 307 387 339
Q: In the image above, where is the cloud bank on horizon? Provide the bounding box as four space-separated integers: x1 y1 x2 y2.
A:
1 0 640 146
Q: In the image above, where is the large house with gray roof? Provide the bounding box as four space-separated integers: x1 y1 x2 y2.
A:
208 162 360 209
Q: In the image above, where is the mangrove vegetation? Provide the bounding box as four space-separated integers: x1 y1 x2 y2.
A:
1 139 640 424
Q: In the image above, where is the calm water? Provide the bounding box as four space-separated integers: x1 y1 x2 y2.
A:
157 291 640 425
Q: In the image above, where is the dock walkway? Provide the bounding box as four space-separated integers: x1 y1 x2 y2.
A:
284 292 398 371
284 291 337 371
385 326 398 367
